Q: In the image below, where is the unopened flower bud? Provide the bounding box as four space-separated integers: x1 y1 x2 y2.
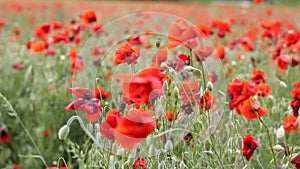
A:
163 80 168 91
276 126 285 139
165 139 173 151
273 144 284 151
156 40 161 48
58 125 70 140
207 81 213 91
279 81 287 88
172 86 180 98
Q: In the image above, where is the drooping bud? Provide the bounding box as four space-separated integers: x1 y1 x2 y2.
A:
207 81 213 91
58 125 70 140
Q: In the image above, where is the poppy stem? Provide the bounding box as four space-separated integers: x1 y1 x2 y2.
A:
258 117 277 167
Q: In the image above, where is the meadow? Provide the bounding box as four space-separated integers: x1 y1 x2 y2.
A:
0 0 299 168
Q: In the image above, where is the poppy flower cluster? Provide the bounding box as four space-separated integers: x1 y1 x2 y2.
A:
227 76 270 120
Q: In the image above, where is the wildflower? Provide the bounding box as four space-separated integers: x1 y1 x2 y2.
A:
114 109 155 149
0 129 11 143
64 88 102 122
114 43 140 65
93 85 111 100
133 158 146 169
167 18 199 49
255 84 272 96
282 114 298 132
100 109 121 139
251 68 266 84
291 154 300 169
227 78 256 110
12 62 23 70
81 9 97 24
121 67 165 104
236 98 268 120
242 134 259 161
277 55 290 70
127 34 146 45
200 91 216 110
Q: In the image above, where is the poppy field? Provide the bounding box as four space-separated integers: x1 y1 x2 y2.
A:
0 0 300 169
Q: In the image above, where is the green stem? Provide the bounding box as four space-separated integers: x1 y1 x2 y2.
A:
258 117 277 167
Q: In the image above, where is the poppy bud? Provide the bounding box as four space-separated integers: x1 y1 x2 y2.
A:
172 87 180 98
155 40 161 48
279 81 287 88
276 126 285 139
109 156 114 169
273 145 284 151
207 81 213 91
163 80 168 91
165 139 173 151
60 55 66 60
58 125 70 140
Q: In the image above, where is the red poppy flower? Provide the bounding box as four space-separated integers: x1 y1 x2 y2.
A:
46 48 56 56
236 98 268 120
28 41 48 53
242 134 259 161
211 19 231 38
13 164 20 169
227 78 256 110
178 53 191 65
35 22 52 40
0 129 11 143
215 46 226 59
167 19 199 49
284 31 298 46
180 81 200 105
255 84 272 96
194 45 213 61
282 114 298 132
114 109 156 149
93 85 111 100
133 158 147 169
292 154 300 169
127 34 146 46
91 45 106 57
277 55 290 70
164 111 175 121
251 68 266 84
65 88 102 122
44 129 49 137
200 91 216 110
197 24 213 36
151 50 167 67
53 21 62 29
100 109 121 139
81 9 97 24
291 99 300 117
52 31 69 44
122 67 165 104
240 37 255 51
12 62 23 70
254 0 264 4
114 43 140 65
